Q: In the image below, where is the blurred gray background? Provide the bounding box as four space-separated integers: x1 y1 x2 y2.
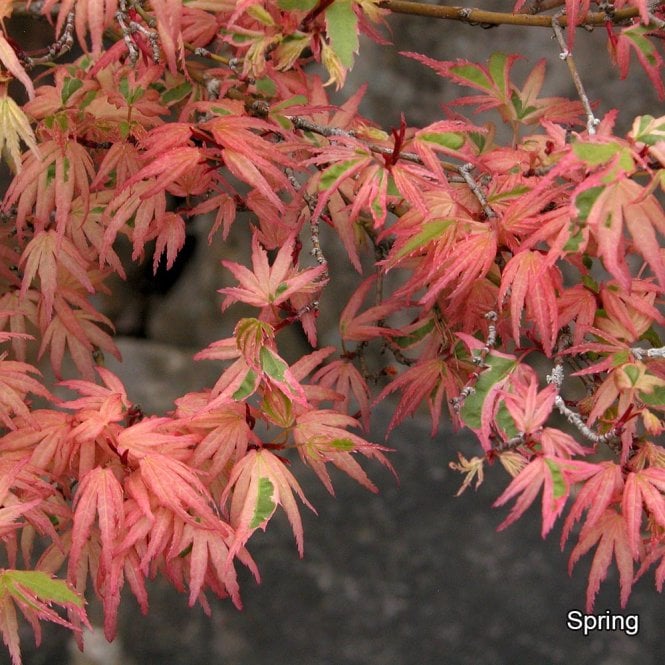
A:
3 5 665 665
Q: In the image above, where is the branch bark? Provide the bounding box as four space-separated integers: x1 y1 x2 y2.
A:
380 0 640 28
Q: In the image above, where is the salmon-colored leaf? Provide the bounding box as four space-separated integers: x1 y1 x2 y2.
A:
494 456 583 537
0 35 34 99
68 467 123 587
561 462 623 548
339 276 399 342
568 508 634 611
293 409 395 493
0 569 87 665
622 468 665 558
222 449 315 560
499 250 561 356
121 147 203 200
220 234 326 311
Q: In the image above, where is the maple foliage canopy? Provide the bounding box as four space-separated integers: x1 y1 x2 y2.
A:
0 0 663 660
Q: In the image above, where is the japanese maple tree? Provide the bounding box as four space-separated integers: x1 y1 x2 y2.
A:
0 0 663 661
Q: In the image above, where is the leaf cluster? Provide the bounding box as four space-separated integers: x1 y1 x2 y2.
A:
0 0 662 660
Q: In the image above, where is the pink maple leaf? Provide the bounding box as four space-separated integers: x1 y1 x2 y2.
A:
220 234 327 312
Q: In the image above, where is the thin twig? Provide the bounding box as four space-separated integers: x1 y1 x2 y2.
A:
285 114 464 173
285 168 329 282
553 395 619 444
451 311 498 411
22 10 74 67
552 15 600 135
288 115 359 139
495 433 527 452
242 100 468 178
185 43 231 65
386 343 416 366
546 361 565 390
631 345 665 360
547 358 619 445
131 21 161 63
130 0 157 28
117 0 161 65
308 214 328 277
459 163 496 218
117 1 140 65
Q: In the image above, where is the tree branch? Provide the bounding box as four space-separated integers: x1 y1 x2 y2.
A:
551 15 600 134
547 359 619 446
631 345 665 360
380 0 640 27
459 163 496 218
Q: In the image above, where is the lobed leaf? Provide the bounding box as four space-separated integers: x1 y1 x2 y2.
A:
568 509 634 611
325 0 359 69
223 448 316 561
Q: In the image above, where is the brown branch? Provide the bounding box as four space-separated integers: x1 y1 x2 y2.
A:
380 0 640 27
